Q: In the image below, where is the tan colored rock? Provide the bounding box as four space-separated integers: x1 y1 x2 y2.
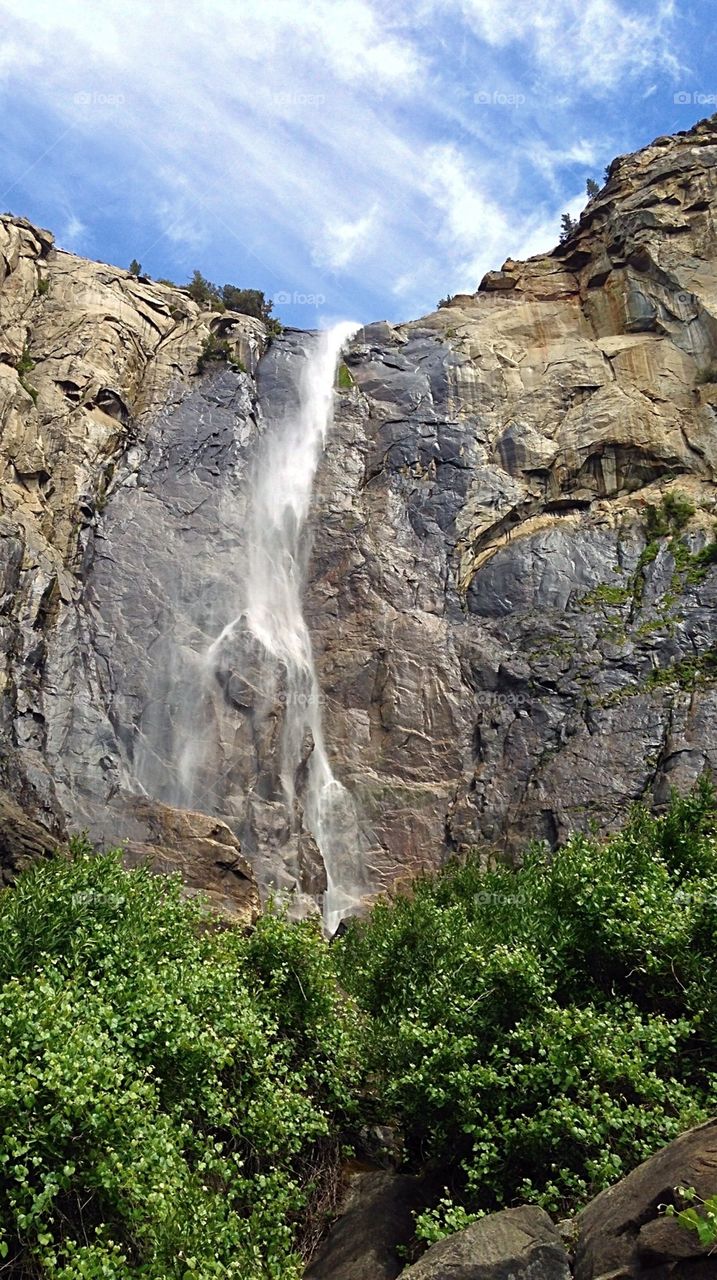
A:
120 797 260 925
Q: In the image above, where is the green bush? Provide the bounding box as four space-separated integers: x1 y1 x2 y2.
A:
184 274 281 333
0 847 359 1278
197 334 246 375
644 490 695 540
336 781 717 1224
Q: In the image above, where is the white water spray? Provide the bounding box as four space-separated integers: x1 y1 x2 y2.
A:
204 322 365 931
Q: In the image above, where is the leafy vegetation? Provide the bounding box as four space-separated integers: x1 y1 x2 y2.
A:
0 846 358 1278
336 362 354 391
586 178 600 198
336 781 717 1233
3 785 717 1268
644 490 695 540
559 212 577 242
128 260 142 277
13 344 38 404
667 1187 717 1249
184 272 281 333
196 333 248 375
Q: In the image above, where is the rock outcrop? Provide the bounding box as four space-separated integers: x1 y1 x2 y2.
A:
1 117 717 911
398 1206 571 1280
575 1118 717 1279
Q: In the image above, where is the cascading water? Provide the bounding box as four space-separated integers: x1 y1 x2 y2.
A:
171 321 366 932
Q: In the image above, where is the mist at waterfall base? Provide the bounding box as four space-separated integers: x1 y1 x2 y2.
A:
136 322 367 933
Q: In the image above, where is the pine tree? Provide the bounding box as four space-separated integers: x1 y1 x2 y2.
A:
559 213 577 243
128 259 141 277
586 178 600 198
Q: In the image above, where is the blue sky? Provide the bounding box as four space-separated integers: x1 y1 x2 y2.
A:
0 0 715 328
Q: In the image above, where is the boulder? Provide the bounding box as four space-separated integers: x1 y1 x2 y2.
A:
398 1205 570 1279
574 1118 717 1278
306 1170 423 1280
120 797 260 925
0 788 60 884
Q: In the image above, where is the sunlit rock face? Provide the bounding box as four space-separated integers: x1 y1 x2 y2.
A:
1 115 717 916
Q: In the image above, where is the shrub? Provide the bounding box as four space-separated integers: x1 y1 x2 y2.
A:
337 780 717 1225
196 333 244 374
0 847 359 1278
220 286 272 324
14 344 38 404
644 489 695 539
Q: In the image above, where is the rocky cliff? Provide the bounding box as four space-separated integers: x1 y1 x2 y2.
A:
1 114 717 915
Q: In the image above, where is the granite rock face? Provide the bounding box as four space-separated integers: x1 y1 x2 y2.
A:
1 117 717 912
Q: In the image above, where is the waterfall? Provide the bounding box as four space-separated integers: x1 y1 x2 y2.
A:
201 321 365 931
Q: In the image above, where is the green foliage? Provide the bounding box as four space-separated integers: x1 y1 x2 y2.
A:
36 275 50 296
184 273 281 332
220 286 273 325
128 260 141 277
437 295 454 308
337 781 717 1222
414 1195 479 1245
559 213 577 242
196 333 247 374
186 270 224 309
0 849 359 1278
644 490 695 540
336 362 354 391
666 1187 717 1249
586 178 600 198
580 582 632 609
14 344 38 404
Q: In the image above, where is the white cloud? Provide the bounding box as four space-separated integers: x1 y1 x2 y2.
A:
58 212 87 250
317 205 383 271
457 0 680 91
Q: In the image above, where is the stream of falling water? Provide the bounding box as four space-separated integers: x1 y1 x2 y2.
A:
200 322 363 932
